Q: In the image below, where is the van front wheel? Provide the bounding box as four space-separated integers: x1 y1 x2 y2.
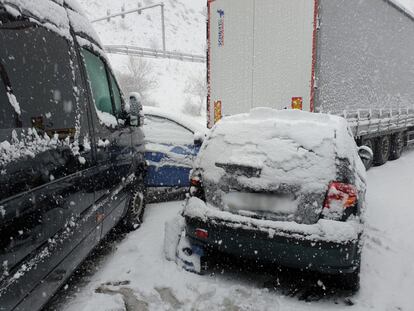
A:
121 185 146 232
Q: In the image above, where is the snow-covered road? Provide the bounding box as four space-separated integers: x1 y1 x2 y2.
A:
55 150 414 311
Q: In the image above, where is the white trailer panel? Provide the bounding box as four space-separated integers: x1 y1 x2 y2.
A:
208 0 316 127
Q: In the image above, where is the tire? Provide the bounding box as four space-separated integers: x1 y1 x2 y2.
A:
360 138 375 169
120 184 146 232
361 138 374 152
389 132 404 161
374 135 391 166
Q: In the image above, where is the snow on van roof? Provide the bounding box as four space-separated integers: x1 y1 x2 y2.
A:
196 108 366 193
0 0 101 46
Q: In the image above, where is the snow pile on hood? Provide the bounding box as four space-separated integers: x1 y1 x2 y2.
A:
196 108 365 194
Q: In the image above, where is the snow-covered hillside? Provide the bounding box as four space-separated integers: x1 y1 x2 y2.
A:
77 0 206 118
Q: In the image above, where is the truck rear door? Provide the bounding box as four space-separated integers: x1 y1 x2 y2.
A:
208 0 317 127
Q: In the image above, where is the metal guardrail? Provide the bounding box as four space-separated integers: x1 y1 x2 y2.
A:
336 108 414 137
104 45 206 63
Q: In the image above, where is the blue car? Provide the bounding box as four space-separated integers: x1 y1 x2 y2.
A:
143 106 208 202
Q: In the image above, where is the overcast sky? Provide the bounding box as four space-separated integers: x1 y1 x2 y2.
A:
397 0 414 13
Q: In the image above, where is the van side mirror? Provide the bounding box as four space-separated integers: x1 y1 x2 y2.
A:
194 132 204 147
358 146 373 170
129 92 144 127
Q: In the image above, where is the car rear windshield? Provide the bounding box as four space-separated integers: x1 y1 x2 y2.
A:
195 110 353 193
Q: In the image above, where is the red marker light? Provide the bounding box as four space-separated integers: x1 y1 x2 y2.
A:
195 228 209 239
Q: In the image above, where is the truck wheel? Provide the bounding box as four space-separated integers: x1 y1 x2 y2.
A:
361 138 374 152
374 136 390 166
120 185 146 232
389 132 404 160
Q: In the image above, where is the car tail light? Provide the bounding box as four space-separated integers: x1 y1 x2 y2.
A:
195 228 208 239
189 176 205 200
190 177 201 187
322 182 358 221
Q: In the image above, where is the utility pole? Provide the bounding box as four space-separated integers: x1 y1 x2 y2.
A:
160 3 166 51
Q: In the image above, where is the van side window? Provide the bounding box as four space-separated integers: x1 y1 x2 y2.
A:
81 49 116 117
109 72 123 117
0 68 15 129
0 23 77 134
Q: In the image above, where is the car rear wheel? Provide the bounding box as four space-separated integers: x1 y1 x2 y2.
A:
374 135 391 166
389 132 404 161
120 185 146 232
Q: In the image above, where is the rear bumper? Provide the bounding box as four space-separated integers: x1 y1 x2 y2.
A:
184 199 362 275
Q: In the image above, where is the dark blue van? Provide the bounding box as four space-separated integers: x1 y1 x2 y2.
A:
0 1 146 310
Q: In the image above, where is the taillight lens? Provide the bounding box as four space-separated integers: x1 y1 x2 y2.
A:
195 228 209 239
189 176 205 200
322 182 358 221
190 177 201 187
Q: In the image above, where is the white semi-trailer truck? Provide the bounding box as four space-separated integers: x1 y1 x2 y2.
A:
207 0 414 165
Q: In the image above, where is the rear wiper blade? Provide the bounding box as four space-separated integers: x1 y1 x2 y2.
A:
215 162 262 178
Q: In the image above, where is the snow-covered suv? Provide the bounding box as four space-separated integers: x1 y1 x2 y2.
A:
184 108 369 290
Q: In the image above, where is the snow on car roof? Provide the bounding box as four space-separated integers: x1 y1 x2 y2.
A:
0 0 101 46
196 108 365 193
143 106 208 136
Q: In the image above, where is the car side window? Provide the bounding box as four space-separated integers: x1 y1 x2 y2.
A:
81 48 114 115
0 23 77 133
145 115 194 146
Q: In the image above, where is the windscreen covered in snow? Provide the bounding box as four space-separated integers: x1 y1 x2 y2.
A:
197 108 365 193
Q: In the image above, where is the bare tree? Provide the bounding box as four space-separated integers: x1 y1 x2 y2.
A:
115 56 158 105
182 70 207 116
